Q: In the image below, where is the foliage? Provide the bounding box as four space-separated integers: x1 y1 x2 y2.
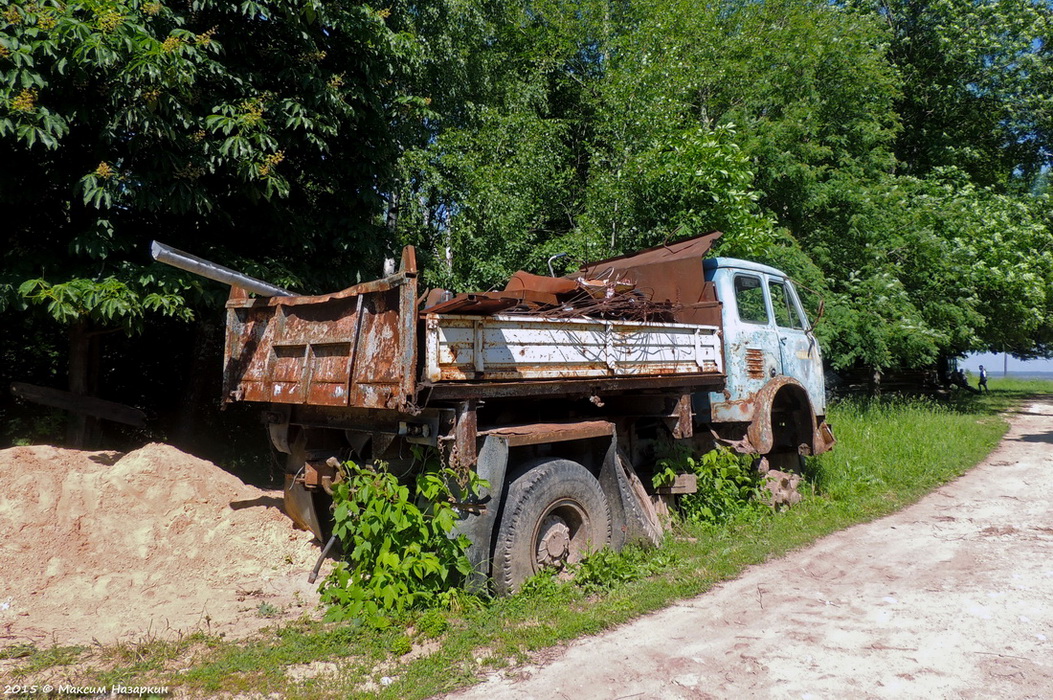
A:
16 275 192 330
319 459 481 627
413 610 449 639
658 446 763 524
0 0 429 427
393 0 778 291
571 544 677 594
808 169 1053 368
618 0 900 248
2 0 418 307
844 0 1053 187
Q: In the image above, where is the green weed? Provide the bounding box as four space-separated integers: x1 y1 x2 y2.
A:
0 643 35 660
257 602 281 618
572 545 678 593
319 454 486 627
4 644 85 678
656 445 763 523
414 610 450 639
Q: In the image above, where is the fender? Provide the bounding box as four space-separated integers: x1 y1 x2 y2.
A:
744 376 833 456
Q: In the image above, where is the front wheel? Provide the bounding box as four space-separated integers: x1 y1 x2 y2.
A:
492 459 611 596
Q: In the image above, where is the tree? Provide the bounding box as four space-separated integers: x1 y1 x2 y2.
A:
393 0 777 291
846 0 1053 188
804 169 1053 369
1 0 424 444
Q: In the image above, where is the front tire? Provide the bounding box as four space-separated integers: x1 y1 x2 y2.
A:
492 459 611 596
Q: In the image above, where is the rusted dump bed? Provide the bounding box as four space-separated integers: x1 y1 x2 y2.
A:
222 241 727 412
222 248 419 413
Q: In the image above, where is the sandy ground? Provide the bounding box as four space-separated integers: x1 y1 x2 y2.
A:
0 443 328 647
451 401 1053 699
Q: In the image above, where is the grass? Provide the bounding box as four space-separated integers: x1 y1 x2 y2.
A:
2 378 1046 698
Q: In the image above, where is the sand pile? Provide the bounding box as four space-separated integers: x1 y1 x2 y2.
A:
0 443 328 646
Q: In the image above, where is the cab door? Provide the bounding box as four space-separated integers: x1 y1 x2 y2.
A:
706 271 783 423
768 277 825 416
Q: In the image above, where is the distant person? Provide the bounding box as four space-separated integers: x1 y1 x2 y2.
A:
951 369 980 394
978 365 989 393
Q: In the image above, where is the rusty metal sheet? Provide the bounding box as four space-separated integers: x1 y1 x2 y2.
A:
422 294 525 315
226 247 417 309
813 420 836 455
671 392 694 439
449 401 478 471
423 270 579 315
576 232 723 326
422 288 568 315
503 270 578 297
479 420 614 447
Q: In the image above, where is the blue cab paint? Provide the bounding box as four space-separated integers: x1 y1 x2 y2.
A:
700 257 826 423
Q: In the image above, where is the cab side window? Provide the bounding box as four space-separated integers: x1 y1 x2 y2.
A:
770 280 804 330
734 274 769 324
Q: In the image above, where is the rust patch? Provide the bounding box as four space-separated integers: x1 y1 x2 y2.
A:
480 420 614 447
223 248 418 411
671 392 693 439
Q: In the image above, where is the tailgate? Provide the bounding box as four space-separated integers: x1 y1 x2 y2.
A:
222 247 418 412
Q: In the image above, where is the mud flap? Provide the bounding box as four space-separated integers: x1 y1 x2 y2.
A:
599 435 664 550
450 434 509 592
813 420 836 455
284 473 324 542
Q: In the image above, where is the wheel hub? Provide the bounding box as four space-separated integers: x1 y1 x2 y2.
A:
536 515 571 567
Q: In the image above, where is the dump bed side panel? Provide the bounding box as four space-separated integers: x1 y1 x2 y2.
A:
222 251 418 412
423 314 723 383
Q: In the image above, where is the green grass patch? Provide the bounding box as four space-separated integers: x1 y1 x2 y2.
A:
3 382 1042 698
3 644 86 677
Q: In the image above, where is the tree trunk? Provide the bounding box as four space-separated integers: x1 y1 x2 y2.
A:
175 318 221 454
66 318 100 448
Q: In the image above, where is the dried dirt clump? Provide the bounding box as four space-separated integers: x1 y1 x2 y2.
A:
0 443 328 646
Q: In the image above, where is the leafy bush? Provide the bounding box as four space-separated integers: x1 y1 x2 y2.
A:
319 459 481 626
658 446 763 524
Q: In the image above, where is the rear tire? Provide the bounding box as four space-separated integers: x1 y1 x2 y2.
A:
492 459 611 596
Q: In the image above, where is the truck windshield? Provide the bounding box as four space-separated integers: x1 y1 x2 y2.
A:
734 275 769 324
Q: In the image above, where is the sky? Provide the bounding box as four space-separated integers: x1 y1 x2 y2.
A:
960 352 1053 375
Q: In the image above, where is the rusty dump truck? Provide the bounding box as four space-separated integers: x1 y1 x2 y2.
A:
154 232 834 594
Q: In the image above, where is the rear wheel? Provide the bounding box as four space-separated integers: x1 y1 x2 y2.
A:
492 459 610 596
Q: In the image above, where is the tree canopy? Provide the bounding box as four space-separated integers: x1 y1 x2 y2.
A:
2 0 423 327
3 0 1052 447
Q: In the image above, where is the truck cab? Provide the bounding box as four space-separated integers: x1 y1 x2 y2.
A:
700 257 830 463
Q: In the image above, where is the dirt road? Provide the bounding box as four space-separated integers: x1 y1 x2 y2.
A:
452 401 1053 699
